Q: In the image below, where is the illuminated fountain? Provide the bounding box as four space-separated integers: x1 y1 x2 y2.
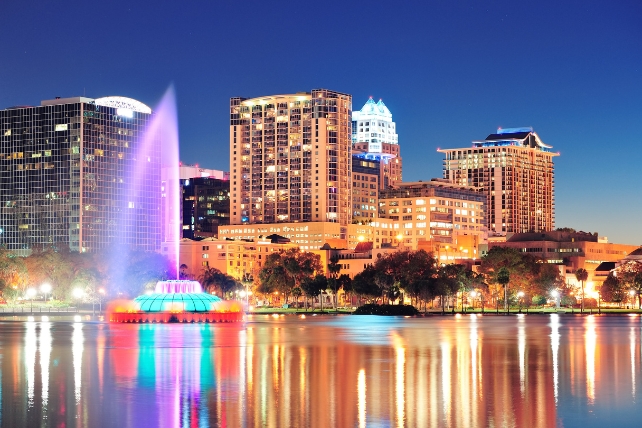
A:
110 87 242 323
110 280 243 323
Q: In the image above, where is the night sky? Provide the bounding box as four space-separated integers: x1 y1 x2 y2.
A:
1 0 640 244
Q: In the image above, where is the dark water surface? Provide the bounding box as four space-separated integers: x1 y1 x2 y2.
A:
0 314 640 427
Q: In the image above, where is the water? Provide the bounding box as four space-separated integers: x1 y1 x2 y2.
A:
0 314 640 427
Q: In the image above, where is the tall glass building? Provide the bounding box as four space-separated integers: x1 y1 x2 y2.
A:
230 89 352 226
0 96 160 253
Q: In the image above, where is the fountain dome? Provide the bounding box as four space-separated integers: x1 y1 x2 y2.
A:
134 292 222 312
110 279 243 323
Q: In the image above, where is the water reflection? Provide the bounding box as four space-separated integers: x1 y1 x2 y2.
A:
1 315 642 427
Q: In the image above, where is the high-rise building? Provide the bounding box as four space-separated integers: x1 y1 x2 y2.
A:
351 155 379 223
229 89 352 226
181 176 230 239
352 97 402 188
0 96 160 253
378 179 487 258
439 127 557 237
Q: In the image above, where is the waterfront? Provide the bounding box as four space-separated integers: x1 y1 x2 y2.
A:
0 314 640 427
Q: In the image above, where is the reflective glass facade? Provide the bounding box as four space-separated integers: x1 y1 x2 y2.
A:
0 97 160 253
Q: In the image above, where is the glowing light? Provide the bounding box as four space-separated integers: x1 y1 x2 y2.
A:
116 107 133 118
72 288 84 299
41 283 52 294
95 96 152 114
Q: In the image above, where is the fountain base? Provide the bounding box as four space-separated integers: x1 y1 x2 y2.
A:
110 311 244 323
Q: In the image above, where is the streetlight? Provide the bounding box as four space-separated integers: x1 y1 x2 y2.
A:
26 288 36 312
470 291 477 311
72 288 84 312
551 290 560 310
98 288 105 313
517 291 525 312
41 283 52 303
629 289 636 310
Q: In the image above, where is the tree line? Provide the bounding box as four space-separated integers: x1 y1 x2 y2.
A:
0 245 173 303
251 246 636 310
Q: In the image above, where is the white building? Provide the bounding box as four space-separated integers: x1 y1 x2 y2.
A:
351 97 398 153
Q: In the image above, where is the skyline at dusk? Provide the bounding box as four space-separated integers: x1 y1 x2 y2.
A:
1 0 640 244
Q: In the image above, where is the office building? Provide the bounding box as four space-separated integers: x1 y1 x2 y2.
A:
351 155 379 223
0 96 160 253
352 97 402 188
439 127 557 237
379 179 487 258
181 176 230 239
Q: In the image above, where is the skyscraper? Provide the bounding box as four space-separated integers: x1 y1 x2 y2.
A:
351 97 402 188
439 127 557 236
229 89 352 226
0 96 160 253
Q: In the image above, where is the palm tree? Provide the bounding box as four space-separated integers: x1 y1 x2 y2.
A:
327 255 341 310
497 267 510 312
575 268 588 313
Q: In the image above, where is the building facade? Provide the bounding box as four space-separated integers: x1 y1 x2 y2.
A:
181 177 230 239
378 179 487 258
489 230 638 295
352 97 402 188
351 156 379 223
0 96 160 253
229 89 352 227
439 127 557 237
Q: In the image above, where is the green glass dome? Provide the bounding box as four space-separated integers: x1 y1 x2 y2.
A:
133 293 222 313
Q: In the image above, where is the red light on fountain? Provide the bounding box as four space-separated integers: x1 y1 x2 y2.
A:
109 280 244 323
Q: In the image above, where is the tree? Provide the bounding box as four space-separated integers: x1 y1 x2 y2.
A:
199 267 237 297
258 249 322 305
480 247 541 309
327 255 342 310
617 262 642 309
575 268 589 313
435 264 462 312
301 275 327 311
497 267 510 311
600 272 625 306
352 265 381 305
337 274 352 308
292 287 302 308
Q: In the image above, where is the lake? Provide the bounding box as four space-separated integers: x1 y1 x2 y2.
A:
0 313 640 427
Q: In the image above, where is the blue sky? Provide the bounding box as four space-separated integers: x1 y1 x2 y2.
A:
1 0 640 244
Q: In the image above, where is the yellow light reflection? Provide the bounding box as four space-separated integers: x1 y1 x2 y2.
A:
518 314 526 397
25 318 37 407
551 314 560 404
40 318 52 410
396 346 405 428
358 369 366 428
441 341 451 421
72 320 84 404
585 315 596 404
631 327 636 397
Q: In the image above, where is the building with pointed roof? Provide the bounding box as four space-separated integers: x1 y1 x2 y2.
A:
351 97 402 189
439 127 558 236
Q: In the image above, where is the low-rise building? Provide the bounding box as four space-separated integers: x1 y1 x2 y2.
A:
218 220 397 251
378 179 487 259
489 231 639 293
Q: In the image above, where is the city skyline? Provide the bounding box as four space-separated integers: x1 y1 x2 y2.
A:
1 0 640 244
